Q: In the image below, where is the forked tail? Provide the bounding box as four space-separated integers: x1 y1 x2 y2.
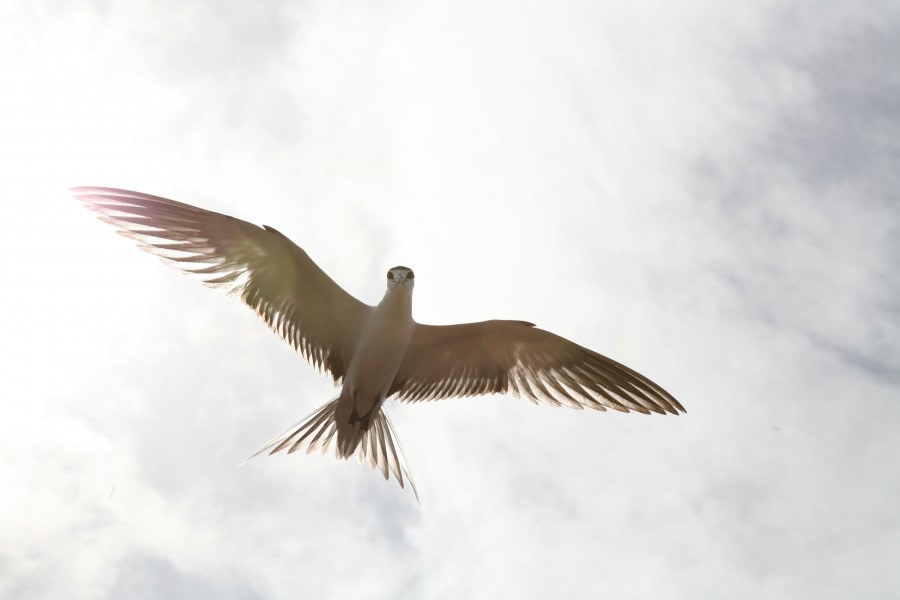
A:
244 398 419 503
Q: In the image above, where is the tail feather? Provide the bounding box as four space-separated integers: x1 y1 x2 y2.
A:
244 398 419 504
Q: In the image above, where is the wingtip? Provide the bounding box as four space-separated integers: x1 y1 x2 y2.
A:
70 185 106 196
667 395 687 415
70 186 120 203
238 448 266 467
70 186 92 200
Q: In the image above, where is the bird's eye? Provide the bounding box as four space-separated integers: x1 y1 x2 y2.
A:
387 271 394 280
407 271 415 280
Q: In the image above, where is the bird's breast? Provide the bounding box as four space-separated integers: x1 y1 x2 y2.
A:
342 301 414 416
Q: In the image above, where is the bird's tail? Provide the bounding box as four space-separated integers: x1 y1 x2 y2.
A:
244 397 418 503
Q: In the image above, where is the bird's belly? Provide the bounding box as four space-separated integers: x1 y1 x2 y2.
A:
341 322 412 419
347 340 405 400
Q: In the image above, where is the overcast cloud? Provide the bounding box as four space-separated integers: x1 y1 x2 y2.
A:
1 1 898 598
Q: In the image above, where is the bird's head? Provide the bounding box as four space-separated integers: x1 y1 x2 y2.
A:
386 266 415 291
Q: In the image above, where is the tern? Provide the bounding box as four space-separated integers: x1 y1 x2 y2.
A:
74 187 683 501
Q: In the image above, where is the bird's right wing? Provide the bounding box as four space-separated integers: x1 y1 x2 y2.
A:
388 320 682 414
73 187 372 383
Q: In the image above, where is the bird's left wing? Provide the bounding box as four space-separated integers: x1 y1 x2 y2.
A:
388 320 682 414
73 187 372 383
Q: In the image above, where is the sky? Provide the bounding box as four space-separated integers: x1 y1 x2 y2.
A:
1 1 898 598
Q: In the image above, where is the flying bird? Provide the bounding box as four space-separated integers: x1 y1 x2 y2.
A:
74 187 683 502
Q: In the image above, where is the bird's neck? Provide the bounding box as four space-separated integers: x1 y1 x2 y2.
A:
379 288 413 317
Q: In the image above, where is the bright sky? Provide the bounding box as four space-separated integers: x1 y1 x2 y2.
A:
1 1 898 598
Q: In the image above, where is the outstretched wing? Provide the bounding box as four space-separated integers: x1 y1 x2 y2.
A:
388 320 682 414
73 186 371 383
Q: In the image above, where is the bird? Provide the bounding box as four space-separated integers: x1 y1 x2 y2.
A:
73 186 684 502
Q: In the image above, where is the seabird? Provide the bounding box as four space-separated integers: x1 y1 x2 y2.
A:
74 187 683 502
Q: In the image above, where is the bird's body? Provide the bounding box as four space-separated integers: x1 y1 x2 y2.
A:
74 187 684 502
334 267 415 457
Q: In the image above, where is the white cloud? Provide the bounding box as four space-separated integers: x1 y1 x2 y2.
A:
1 0 897 598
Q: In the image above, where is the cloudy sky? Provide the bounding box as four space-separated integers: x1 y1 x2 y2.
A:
1 1 898 598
